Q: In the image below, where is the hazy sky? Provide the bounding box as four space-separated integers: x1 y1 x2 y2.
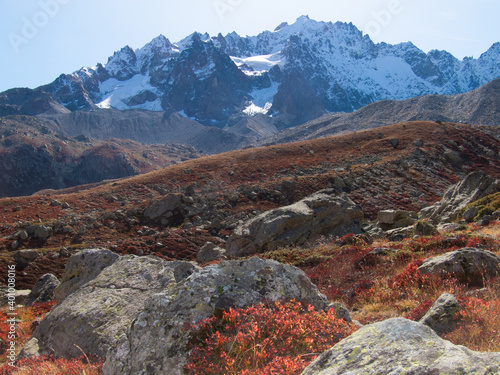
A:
1 0 499 92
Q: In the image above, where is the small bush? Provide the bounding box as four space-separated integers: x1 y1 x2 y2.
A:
184 300 358 375
0 301 56 357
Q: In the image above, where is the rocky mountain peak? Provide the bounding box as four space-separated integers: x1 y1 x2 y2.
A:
1 17 498 130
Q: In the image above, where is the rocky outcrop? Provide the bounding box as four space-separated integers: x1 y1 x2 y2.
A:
226 189 363 257
419 293 462 334
103 257 331 375
419 172 500 224
22 251 198 358
300 318 500 375
20 250 331 374
25 274 60 306
418 247 500 282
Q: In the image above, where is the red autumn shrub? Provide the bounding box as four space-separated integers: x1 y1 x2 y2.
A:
184 300 358 375
0 354 103 375
405 299 434 321
444 296 500 351
0 301 56 356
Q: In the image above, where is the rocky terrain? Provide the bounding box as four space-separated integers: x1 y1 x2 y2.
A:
0 120 500 374
1 120 500 285
0 115 200 197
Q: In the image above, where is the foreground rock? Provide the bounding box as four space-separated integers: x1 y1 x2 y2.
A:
420 171 500 224
301 318 500 374
21 251 198 358
103 257 331 375
226 189 363 257
418 247 500 282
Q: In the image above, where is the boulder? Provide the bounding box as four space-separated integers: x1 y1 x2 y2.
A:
54 248 120 301
418 247 500 283
21 254 198 359
103 257 331 375
386 225 414 242
14 249 39 269
25 274 60 306
420 171 500 224
300 318 500 375
196 242 226 263
143 193 188 226
419 293 462 334
26 224 53 241
226 189 363 257
377 209 416 231
413 220 438 236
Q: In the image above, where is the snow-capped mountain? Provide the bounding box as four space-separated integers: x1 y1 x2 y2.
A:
36 16 500 127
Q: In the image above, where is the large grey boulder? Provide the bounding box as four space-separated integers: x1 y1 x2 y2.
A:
54 248 120 301
418 247 500 281
103 257 331 375
301 318 500 375
21 253 198 359
420 171 500 224
226 189 363 257
419 293 462 334
25 274 60 306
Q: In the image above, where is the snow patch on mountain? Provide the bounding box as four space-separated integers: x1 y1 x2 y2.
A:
97 75 161 110
231 53 285 76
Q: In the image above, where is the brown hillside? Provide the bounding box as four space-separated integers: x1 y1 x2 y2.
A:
1 121 500 288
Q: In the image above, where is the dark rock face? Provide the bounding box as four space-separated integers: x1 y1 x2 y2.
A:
257 78 500 146
0 88 70 116
271 71 326 127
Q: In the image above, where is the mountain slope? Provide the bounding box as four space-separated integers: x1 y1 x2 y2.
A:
258 78 500 145
0 115 200 197
3 16 497 130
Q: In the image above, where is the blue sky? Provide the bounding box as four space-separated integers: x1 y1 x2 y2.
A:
1 0 499 92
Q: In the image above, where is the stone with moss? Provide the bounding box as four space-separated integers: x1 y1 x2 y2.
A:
301 318 500 374
103 257 332 375
21 252 199 359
